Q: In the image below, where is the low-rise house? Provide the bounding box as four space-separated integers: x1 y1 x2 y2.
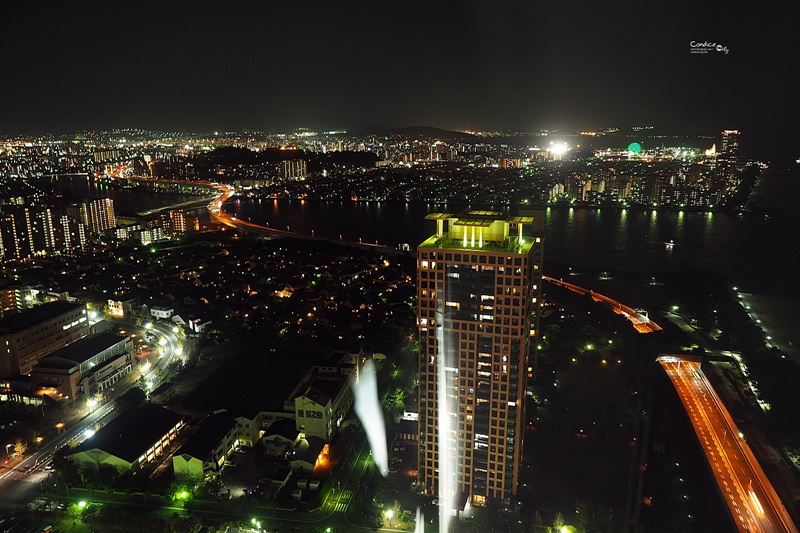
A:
262 418 299 456
150 306 174 320
289 436 328 474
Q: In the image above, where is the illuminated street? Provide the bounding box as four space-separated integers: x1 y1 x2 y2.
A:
659 355 798 533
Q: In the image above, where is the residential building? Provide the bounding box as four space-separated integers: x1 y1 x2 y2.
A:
714 129 741 190
150 306 174 320
88 198 116 233
416 211 542 506
0 285 22 318
280 159 307 180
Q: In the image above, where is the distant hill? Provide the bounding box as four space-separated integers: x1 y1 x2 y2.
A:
356 125 479 142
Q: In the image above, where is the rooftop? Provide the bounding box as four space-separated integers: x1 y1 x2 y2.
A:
419 211 536 254
31 356 78 373
174 411 236 460
296 374 349 407
40 333 128 365
0 302 85 336
70 404 183 463
264 418 299 441
295 436 327 465
418 234 533 254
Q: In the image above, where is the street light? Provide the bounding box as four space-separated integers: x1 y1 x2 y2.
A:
5 443 11 461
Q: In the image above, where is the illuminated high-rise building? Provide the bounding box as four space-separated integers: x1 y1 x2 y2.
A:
59 214 88 253
0 206 56 259
169 210 187 234
416 211 543 507
0 212 18 260
714 129 741 190
33 208 56 253
88 198 116 233
66 203 90 227
719 129 741 157
279 159 307 180
21 207 35 257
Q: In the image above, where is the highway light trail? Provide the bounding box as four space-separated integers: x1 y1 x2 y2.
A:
659 355 798 533
544 276 662 333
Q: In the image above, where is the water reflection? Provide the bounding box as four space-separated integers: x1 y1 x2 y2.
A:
47 175 798 295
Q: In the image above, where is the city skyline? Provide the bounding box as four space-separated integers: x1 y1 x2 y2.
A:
1 2 798 161
2 129 799 531
2 3 800 531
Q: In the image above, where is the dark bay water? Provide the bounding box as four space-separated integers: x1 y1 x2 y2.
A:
52 175 196 214
58 167 800 296
225 199 794 295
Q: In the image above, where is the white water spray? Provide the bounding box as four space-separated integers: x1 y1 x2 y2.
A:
436 311 456 533
352 359 389 477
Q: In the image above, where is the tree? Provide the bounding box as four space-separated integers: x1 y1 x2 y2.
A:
66 502 85 526
195 478 224 501
55 458 82 489
553 511 565 529
115 386 146 412
13 438 28 457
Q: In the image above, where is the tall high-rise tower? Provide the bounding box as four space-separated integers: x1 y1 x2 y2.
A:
88 198 116 233
714 129 741 191
417 211 543 508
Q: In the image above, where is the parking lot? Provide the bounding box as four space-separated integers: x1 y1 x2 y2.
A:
215 446 283 503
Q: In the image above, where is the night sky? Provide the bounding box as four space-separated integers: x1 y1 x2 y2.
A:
1 1 797 148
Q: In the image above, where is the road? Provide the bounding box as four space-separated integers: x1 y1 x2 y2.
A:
0 401 117 508
658 355 798 533
544 276 662 333
141 320 184 391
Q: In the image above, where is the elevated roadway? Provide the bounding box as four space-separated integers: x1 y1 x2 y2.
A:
659 355 798 533
544 276 662 333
